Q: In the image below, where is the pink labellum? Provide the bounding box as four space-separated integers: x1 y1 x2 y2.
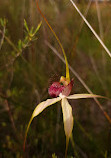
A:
48 82 65 98
48 79 74 98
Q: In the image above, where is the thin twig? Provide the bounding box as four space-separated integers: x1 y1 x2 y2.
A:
69 0 111 58
0 29 17 136
0 27 5 50
45 40 111 124
4 99 17 133
0 31 38 78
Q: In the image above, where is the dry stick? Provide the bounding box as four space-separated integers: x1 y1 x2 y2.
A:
45 40 111 124
0 29 38 141
2 97 22 145
0 30 37 77
0 29 32 66
0 34 21 69
0 30 17 135
4 100 17 133
0 27 5 50
69 0 111 58
0 30 41 107
0 30 18 139
0 27 42 154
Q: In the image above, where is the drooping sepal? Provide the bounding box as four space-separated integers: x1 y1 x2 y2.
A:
61 98 74 158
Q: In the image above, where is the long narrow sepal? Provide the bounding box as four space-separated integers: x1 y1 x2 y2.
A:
67 93 109 100
61 98 73 158
67 94 111 123
23 97 61 151
35 0 70 81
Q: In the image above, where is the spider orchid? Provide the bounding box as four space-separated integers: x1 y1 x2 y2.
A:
23 51 108 158
25 1 111 157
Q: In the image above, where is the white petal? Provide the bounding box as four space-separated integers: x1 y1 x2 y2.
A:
32 97 61 118
67 93 107 100
24 97 61 150
61 98 73 138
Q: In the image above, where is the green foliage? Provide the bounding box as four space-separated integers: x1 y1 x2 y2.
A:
18 20 42 51
52 153 57 158
0 18 7 27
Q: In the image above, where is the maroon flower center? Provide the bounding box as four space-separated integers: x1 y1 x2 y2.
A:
48 79 74 98
48 82 65 98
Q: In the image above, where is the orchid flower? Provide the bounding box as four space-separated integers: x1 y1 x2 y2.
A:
25 1 111 157
23 58 107 158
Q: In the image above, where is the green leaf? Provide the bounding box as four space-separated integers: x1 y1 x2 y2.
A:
24 19 29 32
23 97 61 150
18 40 22 50
67 93 109 100
0 18 7 27
34 21 42 35
52 153 57 158
0 18 3 26
30 27 34 34
61 98 73 158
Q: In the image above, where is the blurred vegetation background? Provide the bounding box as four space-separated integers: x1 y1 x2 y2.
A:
0 0 111 157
